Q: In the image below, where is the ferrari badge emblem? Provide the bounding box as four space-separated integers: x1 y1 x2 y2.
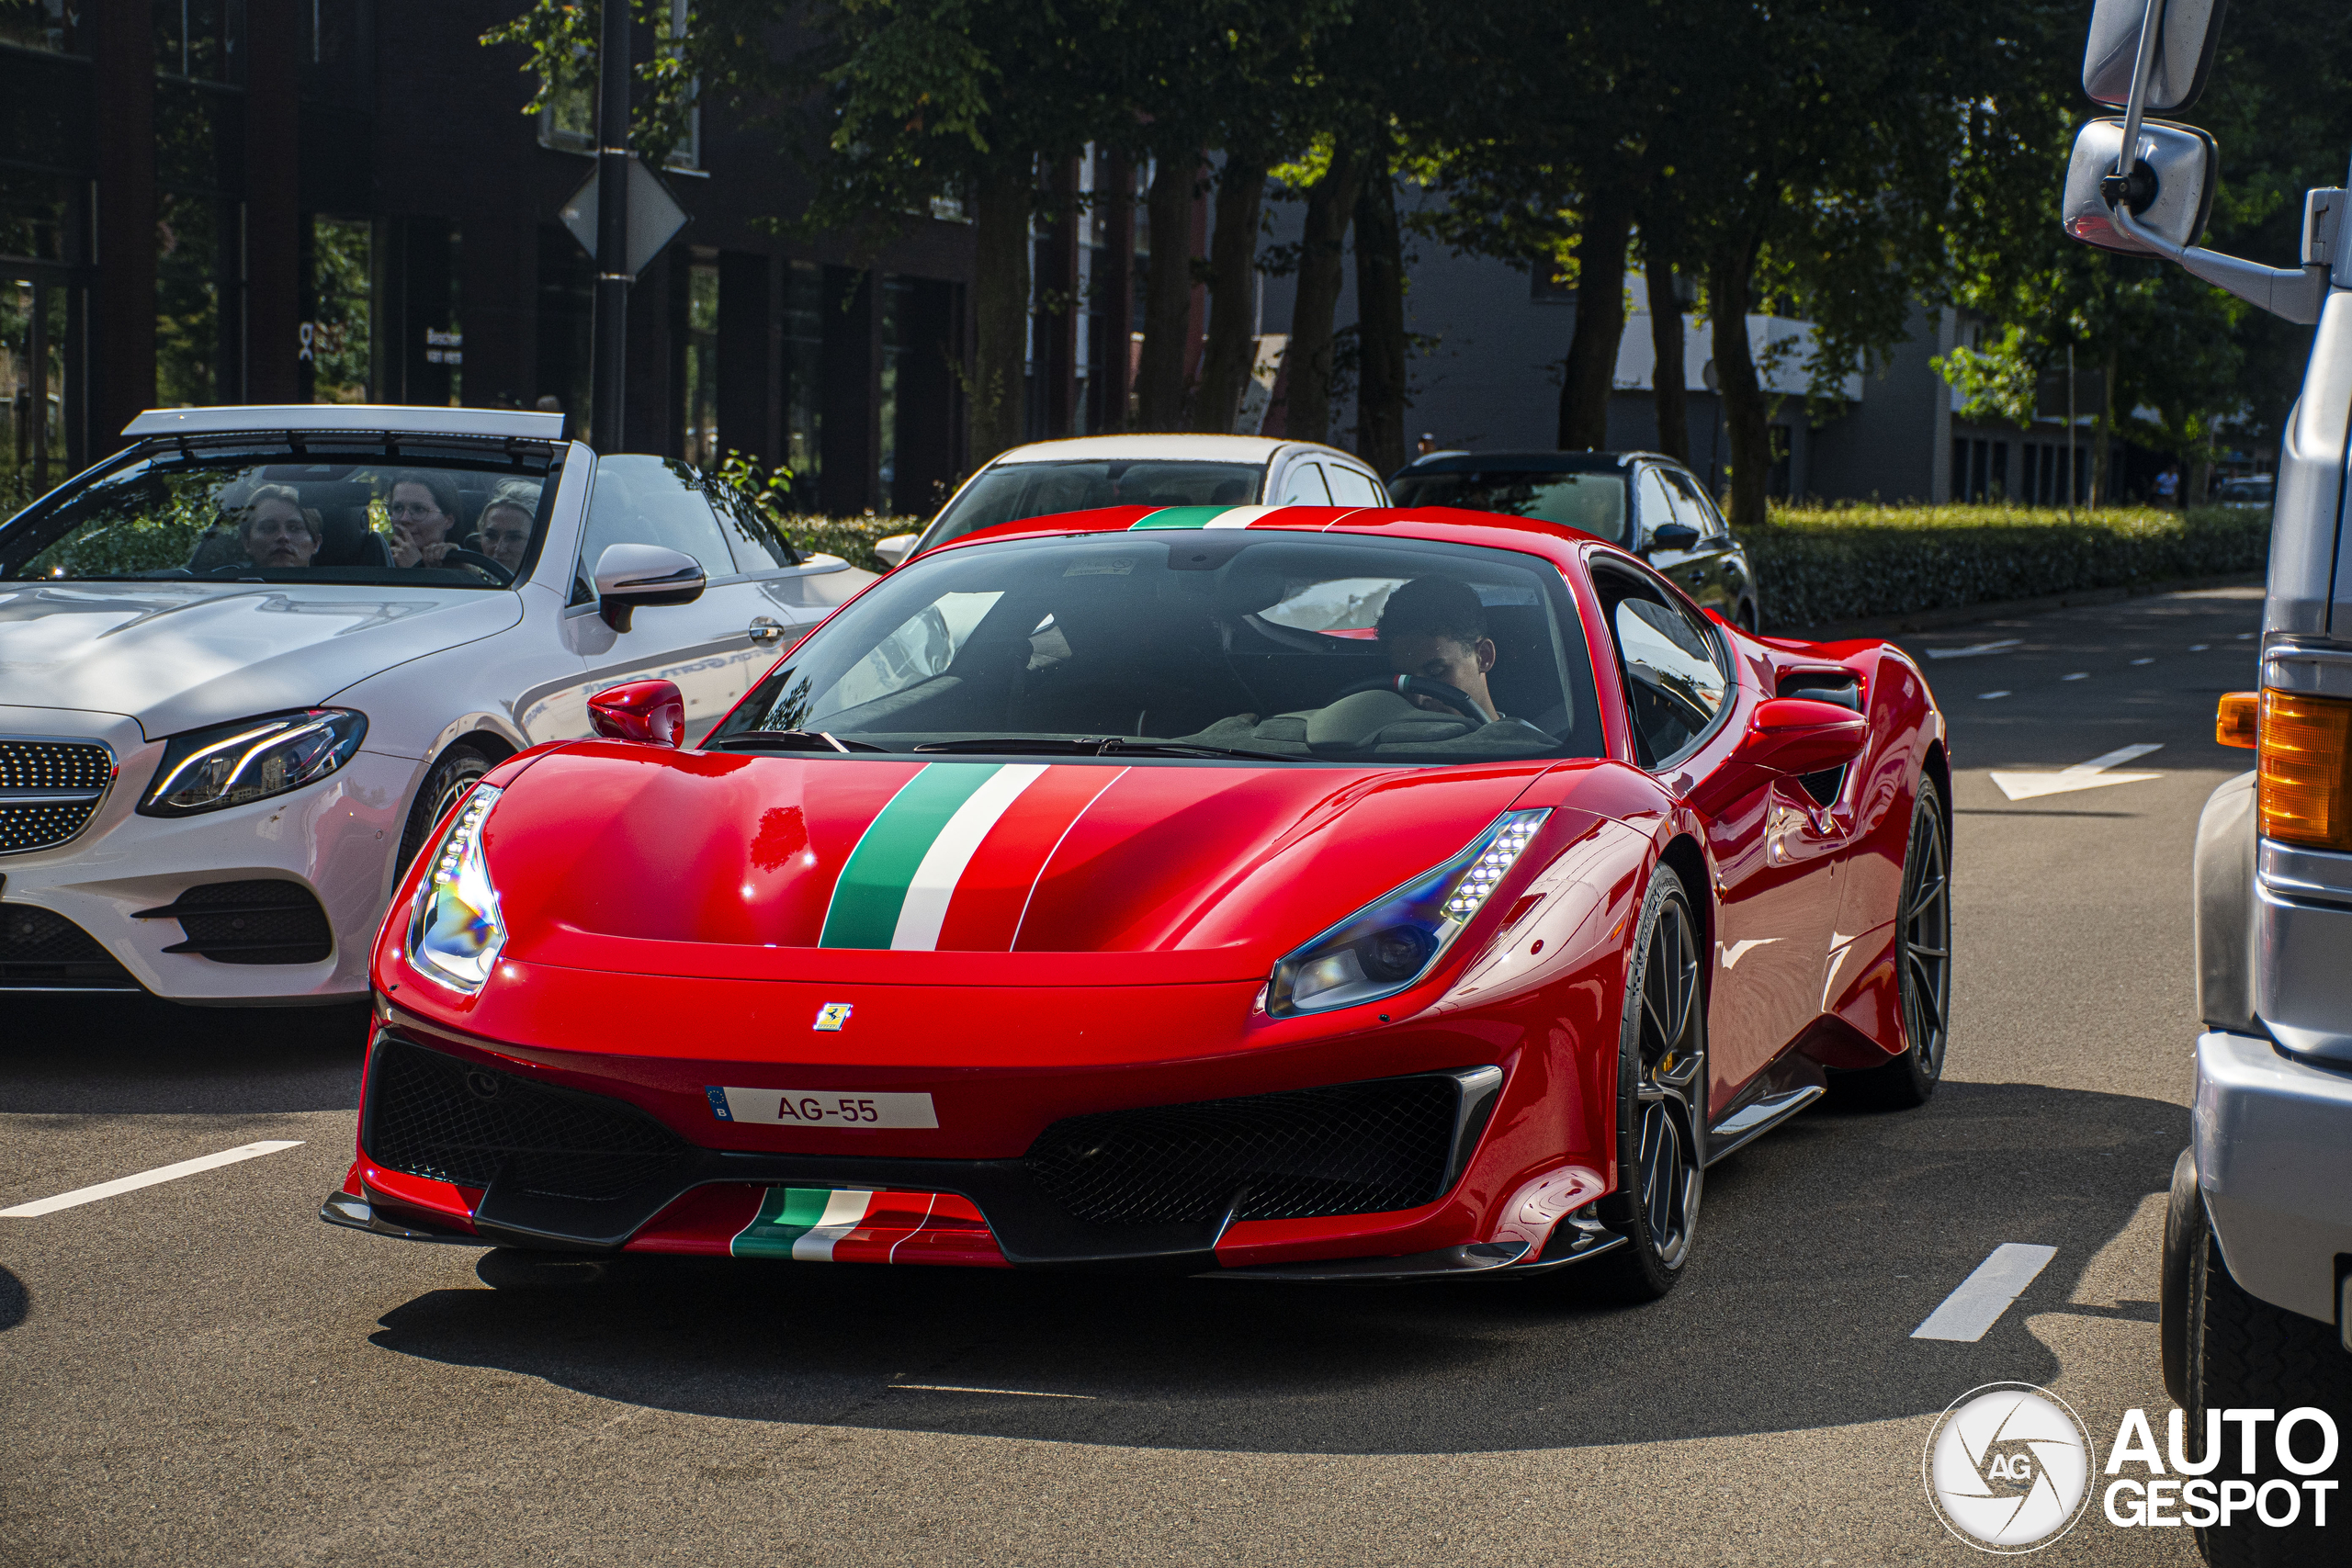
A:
813 1002 854 1032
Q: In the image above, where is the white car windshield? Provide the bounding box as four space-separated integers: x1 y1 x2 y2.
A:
0 438 563 588
924 460 1265 549
710 530 1603 764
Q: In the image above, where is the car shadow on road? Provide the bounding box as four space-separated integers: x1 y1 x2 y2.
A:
367 1078 2186 1454
0 994 368 1114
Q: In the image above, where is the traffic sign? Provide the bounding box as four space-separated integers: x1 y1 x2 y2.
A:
560 158 689 278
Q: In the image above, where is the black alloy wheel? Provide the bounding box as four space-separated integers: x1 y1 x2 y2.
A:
393 741 497 886
1842 775 1951 1109
1591 863 1706 1302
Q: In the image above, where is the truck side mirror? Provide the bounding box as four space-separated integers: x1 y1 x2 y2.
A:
2084 0 2224 116
2063 118 2217 257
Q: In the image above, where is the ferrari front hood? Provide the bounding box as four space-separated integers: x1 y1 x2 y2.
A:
481 745 1570 976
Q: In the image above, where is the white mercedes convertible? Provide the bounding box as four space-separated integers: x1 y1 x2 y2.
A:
0 404 871 1004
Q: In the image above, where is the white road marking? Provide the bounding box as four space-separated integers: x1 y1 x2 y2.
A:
889 1384 1096 1399
1913 1243 2059 1341
1 1140 305 1217
2063 672 2087 681
1925 638 2022 661
2190 643 2210 651
2236 632 2254 640
2132 657 2155 665
1988 742 2164 802
1977 691 2010 700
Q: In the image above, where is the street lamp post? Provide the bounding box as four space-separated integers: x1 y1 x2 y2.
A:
592 0 632 453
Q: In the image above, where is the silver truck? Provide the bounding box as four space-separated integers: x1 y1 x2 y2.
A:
2064 3 2352 1563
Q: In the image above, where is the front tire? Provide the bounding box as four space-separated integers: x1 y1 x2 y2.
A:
1590 863 1706 1303
2178 1204 2352 1565
393 741 497 886
1840 774 1950 1109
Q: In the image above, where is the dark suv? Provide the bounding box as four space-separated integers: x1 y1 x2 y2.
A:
1388 450 1761 631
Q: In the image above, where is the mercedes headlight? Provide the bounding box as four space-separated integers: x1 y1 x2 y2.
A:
406 783 505 993
1269 809 1550 1016
139 709 368 817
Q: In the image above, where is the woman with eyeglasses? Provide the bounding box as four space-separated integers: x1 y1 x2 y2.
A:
384 471 464 570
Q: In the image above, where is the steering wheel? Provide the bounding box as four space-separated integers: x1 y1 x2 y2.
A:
1336 673 1489 723
435 547 514 585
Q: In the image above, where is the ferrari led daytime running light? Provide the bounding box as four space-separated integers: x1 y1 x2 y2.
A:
1269 808 1550 1016
406 784 506 993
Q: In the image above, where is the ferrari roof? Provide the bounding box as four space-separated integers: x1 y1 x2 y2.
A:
941 501 1606 555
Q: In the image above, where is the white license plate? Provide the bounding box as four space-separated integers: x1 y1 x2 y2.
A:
706 1087 938 1130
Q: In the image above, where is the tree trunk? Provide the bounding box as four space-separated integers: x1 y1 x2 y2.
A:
1135 152 1200 432
1645 254 1689 463
1557 190 1633 450
1353 151 1407 476
1193 152 1269 434
2090 352 2117 506
968 163 1033 468
1709 243 1771 535
1282 147 1362 446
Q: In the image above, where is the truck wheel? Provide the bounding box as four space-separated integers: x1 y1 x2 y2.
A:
2185 1218 2352 1565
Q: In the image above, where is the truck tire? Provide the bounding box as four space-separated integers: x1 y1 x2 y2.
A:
2185 1217 2352 1565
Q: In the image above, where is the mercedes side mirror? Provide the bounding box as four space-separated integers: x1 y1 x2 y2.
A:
586 679 685 747
874 533 917 570
2084 0 2223 116
1728 698 1869 776
593 543 705 633
2063 117 2217 256
1645 522 1702 556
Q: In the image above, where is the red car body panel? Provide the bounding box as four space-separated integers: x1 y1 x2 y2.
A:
338 503 1947 1276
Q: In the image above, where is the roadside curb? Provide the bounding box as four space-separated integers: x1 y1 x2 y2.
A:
1778 571 2265 644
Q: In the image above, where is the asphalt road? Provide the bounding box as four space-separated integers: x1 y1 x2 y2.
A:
0 583 2266 1567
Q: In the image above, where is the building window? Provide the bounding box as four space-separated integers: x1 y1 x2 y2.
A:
300 214 371 403
536 0 701 171
155 191 229 406
153 0 239 84
1 0 87 54
782 258 822 504
1 275 73 496
681 254 718 466
879 274 910 496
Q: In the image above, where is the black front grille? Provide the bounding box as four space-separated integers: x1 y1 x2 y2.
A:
362 1036 693 1203
134 879 333 964
0 904 140 988
1025 1075 1463 1226
0 739 112 855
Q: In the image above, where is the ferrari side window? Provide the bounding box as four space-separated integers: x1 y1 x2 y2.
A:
1607 587 1728 766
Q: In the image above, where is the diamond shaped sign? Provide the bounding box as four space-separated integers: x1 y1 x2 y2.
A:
560 158 690 278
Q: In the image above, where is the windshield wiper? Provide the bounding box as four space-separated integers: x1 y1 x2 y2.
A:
706 729 885 753
910 736 1300 762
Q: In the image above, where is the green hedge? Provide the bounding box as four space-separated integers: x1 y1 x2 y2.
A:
781 514 922 574
1745 503 2270 632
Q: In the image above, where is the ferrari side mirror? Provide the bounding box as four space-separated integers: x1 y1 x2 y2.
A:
594 543 706 633
1729 697 1869 776
587 679 685 747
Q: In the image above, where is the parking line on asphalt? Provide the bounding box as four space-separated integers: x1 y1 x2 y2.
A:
0 1140 305 1218
889 1384 1096 1399
2132 657 2155 665
1911 1243 2059 1341
1977 691 2010 700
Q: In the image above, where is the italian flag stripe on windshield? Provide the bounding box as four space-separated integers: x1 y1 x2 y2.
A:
1130 504 1283 530
818 762 1051 948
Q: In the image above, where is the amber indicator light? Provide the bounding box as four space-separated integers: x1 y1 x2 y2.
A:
2215 691 2258 749
2257 690 2352 851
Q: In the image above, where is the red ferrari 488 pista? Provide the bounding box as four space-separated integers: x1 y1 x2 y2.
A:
326 502 1949 1299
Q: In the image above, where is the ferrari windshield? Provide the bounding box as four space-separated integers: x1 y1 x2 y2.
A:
1388 468 1628 544
924 459 1263 549
713 530 1603 764
0 439 561 588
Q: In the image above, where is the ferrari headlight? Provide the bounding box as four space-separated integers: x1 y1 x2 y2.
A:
1270 808 1549 1016
139 708 368 817
406 783 505 993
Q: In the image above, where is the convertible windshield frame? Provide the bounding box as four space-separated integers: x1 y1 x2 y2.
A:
0 436 566 590
712 526 1606 769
